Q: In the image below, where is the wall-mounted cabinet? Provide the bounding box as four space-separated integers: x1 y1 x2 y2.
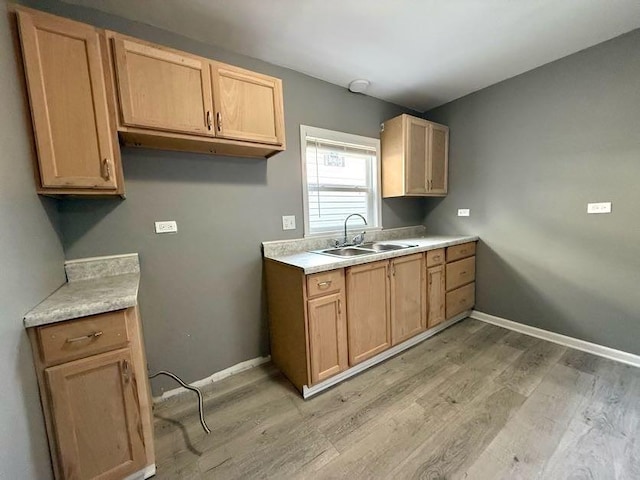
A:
16 8 124 196
14 7 286 196
381 113 449 198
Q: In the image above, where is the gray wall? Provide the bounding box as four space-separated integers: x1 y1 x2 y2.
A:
424 29 640 354
0 1 66 478
19 0 424 393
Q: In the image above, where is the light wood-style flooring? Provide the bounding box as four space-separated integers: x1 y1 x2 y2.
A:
153 319 640 479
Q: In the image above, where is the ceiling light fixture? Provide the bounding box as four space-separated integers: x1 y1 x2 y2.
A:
348 79 370 94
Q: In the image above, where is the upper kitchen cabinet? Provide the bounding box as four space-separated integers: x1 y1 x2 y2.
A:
381 113 449 197
110 35 214 136
211 62 285 146
107 32 285 158
16 7 124 195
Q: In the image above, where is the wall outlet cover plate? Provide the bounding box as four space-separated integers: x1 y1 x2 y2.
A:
282 215 296 230
458 209 470 217
587 202 612 214
155 221 178 233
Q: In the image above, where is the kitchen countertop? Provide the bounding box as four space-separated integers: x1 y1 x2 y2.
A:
264 234 479 274
24 253 140 328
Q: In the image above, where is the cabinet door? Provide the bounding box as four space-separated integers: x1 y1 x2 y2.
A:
307 292 348 384
112 37 214 136
211 62 284 145
346 260 391 365
428 123 449 194
390 254 426 345
46 348 146 479
404 116 429 194
427 265 446 328
17 10 118 190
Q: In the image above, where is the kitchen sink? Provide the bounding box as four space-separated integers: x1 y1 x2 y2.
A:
318 247 374 257
314 242 417 258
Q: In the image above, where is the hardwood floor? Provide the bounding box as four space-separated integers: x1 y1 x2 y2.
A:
152 319 640 479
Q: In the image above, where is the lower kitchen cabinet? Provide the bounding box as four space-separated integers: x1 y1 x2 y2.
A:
28 307 154 480
346 260 391 365
307 292 348 384
264 240 477 396
390 253 426 345
427 264 446 327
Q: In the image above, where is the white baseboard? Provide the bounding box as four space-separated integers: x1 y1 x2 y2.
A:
471 310 640 368
152 355 271 403
302 311 471 399
124 464 155 480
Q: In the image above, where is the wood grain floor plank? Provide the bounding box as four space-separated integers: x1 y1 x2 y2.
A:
494 339 566 396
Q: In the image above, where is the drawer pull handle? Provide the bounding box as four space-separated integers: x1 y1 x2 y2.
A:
66 331 103 343
317 280 332 288
460 271 467 275
206 111 212 130
338 299 342 315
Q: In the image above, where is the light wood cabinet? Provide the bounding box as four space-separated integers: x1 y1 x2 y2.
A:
16 8 124 195
444 243 477 320
381 113 449 198
111 36 214 136
211 62 285 145
307 292 348 384
45 348 146 479
427 264 446 328
390 253 426 345
346 260 391 365
28 308 154 480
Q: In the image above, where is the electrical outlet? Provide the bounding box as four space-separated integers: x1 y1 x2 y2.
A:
282 215 296 230
155 221 178 233
587 202 612 214
458 209 470 217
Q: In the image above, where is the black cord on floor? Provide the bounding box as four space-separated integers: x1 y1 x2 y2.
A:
149 370 211 434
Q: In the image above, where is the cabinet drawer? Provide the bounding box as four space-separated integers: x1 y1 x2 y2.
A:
446 256 476 291
446 242 476 262
426 248 445 267
446 282 475 319
37 310 129 366
307 269 344 299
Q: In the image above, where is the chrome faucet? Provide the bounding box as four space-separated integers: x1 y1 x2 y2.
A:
335 213 367 247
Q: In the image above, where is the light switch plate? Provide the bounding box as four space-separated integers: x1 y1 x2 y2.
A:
282 215 296 230
155 221 178 233
587 202 612 214
458 209 470 217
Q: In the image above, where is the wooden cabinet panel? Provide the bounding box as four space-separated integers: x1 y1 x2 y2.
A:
446 282 476 319
390 254 426 345
45 348 146 479
426 248 445 267
427 265 446 328
37 310 129 366
446 242 476 262
428 123 449 194
346 261 391 365
17 9 119 191
307 292 348 384
306 269 344 299
211 62 284 145
406 117 428 194
446 256 476 292
112 36 214 136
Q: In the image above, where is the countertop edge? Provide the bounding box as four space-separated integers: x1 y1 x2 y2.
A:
264 235 479 274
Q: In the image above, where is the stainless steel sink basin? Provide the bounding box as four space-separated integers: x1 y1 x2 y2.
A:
318 247 374 257
314 242 417 258
359 242 416 252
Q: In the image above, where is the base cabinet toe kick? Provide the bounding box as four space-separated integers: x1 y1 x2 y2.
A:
265 241 477 397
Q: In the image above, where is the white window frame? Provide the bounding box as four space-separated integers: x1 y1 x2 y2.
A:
300 125 382 238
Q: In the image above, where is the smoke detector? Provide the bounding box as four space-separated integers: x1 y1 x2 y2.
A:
348 79 370 94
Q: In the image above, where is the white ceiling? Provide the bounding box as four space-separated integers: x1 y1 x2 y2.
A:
63 0 640 111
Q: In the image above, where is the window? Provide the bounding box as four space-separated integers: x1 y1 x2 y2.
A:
300 125 381 237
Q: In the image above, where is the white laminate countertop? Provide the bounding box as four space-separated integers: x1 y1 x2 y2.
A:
264 235 479 274
23 253 140 328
